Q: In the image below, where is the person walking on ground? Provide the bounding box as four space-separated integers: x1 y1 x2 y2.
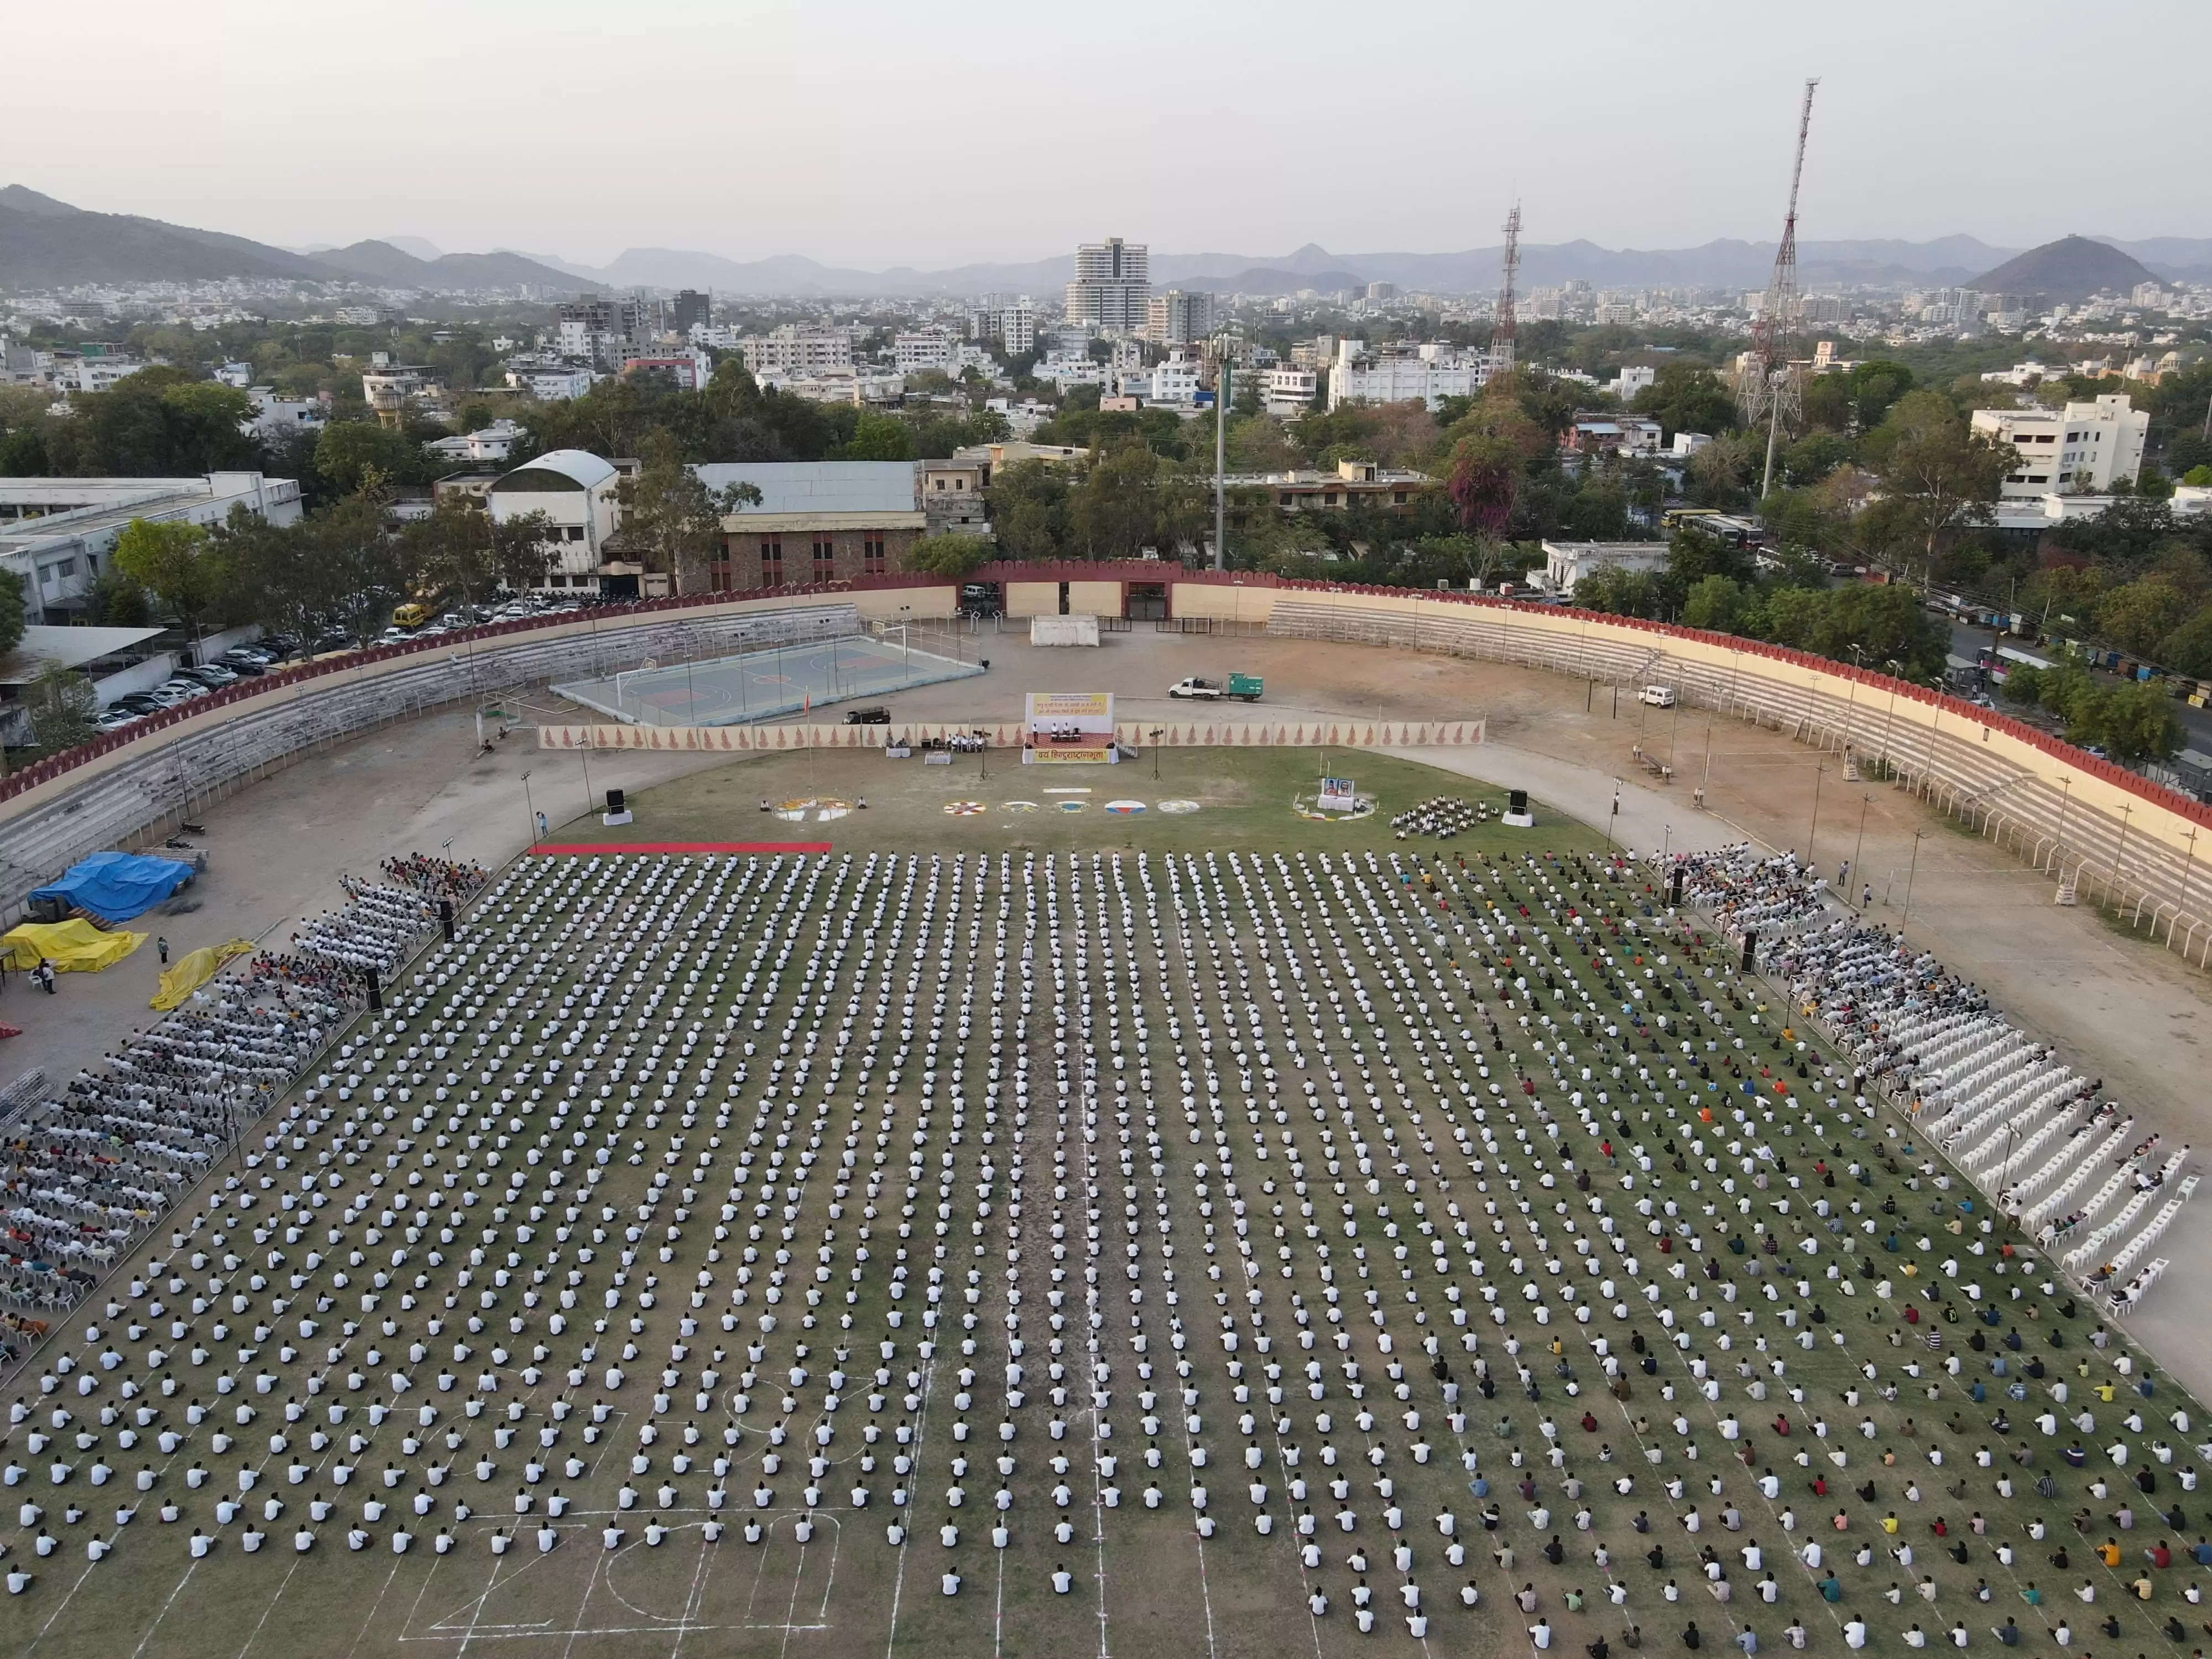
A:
37 958 56 994
156 936 169 964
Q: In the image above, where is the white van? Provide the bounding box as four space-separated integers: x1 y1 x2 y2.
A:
1638 685 1677 708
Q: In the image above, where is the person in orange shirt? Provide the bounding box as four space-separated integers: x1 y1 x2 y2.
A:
2096 1541 2122 1568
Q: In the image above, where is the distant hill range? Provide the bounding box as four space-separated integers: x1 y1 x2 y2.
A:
1969 234 2163 302
3 183 2208 298
0 186 578 291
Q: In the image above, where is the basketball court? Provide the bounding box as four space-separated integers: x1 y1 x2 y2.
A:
551 632 985 727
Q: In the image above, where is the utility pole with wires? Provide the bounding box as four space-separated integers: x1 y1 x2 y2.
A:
1213 347 1229 570
1741 77 1819 498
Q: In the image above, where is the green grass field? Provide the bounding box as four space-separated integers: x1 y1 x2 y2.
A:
539 747 1608 863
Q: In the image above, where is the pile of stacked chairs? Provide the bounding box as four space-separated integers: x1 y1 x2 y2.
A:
1654 844 2197 1316
0 854 460 1330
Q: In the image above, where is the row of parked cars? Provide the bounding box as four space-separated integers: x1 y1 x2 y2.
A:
378 592 594 646
90 638 301 733
88 593 624 737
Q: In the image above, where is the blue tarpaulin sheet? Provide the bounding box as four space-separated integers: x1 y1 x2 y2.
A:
28 851 194 924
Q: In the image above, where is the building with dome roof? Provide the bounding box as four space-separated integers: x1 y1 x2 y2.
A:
486 448 633 596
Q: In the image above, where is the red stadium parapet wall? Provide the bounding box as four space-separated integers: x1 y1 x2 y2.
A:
6 566 2210 963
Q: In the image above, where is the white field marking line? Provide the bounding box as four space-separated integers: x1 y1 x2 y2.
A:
342 1560 405 1659
452 1548 513 1659
879 1340 938 1659
664 1529 714 1659
126 1559 199 1659
1160 889 1315 1659
1137 891 1232 1659
775 1527 812 1659
993 1546 1006 1659
234 1555 306 1659
555 1542 611 1659
23 1558 98 1655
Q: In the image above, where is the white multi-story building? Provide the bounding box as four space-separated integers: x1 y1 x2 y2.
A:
424 419 525 466
967 297 1036 357
1065 237 1149 333
1327 340 1486 411
1609 364 1656 403
894 328 958 374
1971 393 2150 497
740 327 855 378
243 388 327 442
1256 367 1318 417
60 356 147 393
1144 357 1203 407
1035 353 1104 389
505 365 599 401
486 450 624 593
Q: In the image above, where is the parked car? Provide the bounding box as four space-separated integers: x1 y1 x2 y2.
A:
1638 685 1677 707
181 664 238 687
91 710 143 732
146 682 204 707
844 706 891 726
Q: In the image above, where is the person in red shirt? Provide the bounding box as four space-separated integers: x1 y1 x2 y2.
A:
2148 1541 2173 1568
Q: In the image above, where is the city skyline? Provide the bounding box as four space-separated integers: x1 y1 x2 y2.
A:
6 0 2206 269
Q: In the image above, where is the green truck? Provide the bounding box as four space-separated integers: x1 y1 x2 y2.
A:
1168 673 1264 702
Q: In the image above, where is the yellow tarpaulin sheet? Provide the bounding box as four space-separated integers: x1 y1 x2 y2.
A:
1 919 145 973
150 938 255 1010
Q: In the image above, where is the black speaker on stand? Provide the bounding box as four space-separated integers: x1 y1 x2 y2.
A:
439 897 455 942
364 966 383 1012
1670 868 1685 907
1739 931 1757 974
603 786 632 826
1503 788 1532 828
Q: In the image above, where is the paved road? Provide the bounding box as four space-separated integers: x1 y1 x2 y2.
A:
1948 617 2212 758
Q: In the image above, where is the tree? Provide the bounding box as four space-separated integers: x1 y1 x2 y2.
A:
902 534 992 578
112 518 228 633
0 562 23 655
2070 681 2182 764
1070 442 1168 560
1632 364 1737 442
402 502 557 606
1681 574 1754 634
315 420 429 496
2092 577 2191 658
313 484 418 646
843 410 915 462
612 430 761 593
1860 391 2014 564
21 661 96 755
1446 434 1522 538
987 461 1069 561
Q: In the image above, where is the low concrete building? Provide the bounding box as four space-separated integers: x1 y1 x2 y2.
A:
1224 458 1431 513
697 461 926 592
920 458 989 533
1538 539 1670 597
0 472 302 623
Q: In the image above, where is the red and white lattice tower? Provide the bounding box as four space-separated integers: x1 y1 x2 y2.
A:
1741 78 1819 473
1489 201 1521 383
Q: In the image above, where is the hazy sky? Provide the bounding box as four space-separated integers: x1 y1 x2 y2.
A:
10 0 2206 267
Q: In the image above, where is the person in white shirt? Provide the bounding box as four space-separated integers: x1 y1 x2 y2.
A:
1902 1625 1928 1647
941 1571 961 1597
1054 1567 1074 1595
1844 1619 1868 1648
